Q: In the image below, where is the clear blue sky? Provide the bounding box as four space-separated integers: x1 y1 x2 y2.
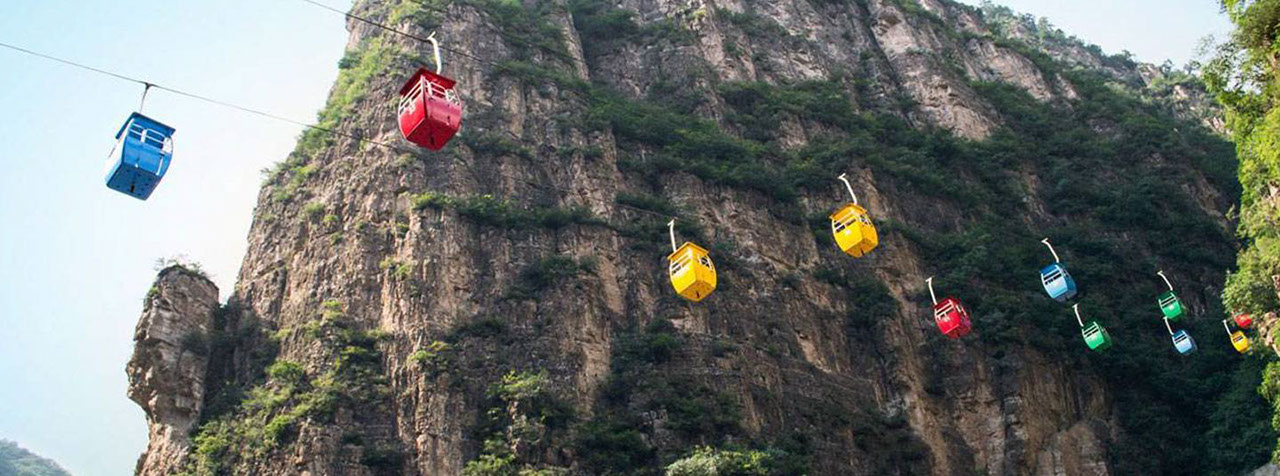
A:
954 0 1233 66
0 1 1232 475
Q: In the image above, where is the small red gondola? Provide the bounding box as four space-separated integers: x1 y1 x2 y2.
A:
927 277 972 339
1234 312 1254 329
934 297 973 338
397 35 462 150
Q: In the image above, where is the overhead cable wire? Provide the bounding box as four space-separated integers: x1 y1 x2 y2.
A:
0 40 671 220
293 0 591 70
400 0 592 69
0 40 405 152
295 0 504 68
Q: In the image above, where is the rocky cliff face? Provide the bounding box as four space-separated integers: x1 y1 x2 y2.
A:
128 0 1256 474
127 266 219 475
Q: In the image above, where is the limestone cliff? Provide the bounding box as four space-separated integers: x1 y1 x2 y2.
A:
128 0 1265 474
127 266 219 475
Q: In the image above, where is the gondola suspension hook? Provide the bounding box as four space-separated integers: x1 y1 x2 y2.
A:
668 219 678 253
139 82 153 112
426 32 443 74
837 173 858 206
1041 238 1060 263
1157 270 1174 291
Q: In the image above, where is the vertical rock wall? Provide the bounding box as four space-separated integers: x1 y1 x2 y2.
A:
127 266 219 475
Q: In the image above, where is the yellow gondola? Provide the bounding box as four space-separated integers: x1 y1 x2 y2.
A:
667 219 716 302
830 173 878 257
1224 319 1250 353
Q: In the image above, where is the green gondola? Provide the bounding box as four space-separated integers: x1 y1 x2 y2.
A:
1083 321 1113 351
1074 304 1112 352
1158 291 1183 320
1157 271 1184 321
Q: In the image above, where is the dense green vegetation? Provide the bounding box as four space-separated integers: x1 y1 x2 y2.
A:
1203 0 1280 462
183 301 399 475
664 446 802 476
462 371 575 475
0 440 70 476
410 191 604 230
1209 0 1280 317
565 319 809 476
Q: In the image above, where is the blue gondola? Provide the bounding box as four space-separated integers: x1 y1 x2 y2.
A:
1041 263 1078 301
1172 329 1197 354
1039 239 1077 301
105 112 174 200
1163 317 1196 355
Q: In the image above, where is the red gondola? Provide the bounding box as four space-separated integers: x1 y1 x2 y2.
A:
1234 312 1254 329
927 277 972 339
397 34 462 150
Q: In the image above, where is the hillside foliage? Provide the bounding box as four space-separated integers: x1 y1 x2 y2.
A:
0 440 70 476
1203 0 1280 463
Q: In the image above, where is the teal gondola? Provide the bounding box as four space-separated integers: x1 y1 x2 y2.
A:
105 110 174 200
1040 239 1077 301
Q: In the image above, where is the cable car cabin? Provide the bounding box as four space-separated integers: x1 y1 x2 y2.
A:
397 67 462 151
830 204 878 258
105 112 174 200
1082 321 1112 351
1230 331 1250 353
1040 263 1078 302
668 242 716 302
1235 313 1254 329
933 297 972 339
1158 291 1184 320
1171 330 1197 355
